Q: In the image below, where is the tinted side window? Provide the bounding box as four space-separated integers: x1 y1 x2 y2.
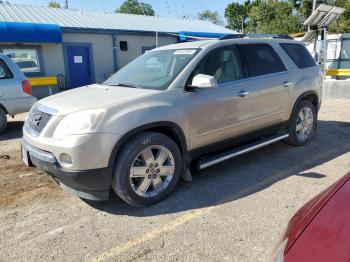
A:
240 44 286 77
193 45 244 84
280 43 316 68
0 59 13 80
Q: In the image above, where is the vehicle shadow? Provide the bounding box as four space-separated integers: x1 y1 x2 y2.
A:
0 120 24 141
77 119 350 217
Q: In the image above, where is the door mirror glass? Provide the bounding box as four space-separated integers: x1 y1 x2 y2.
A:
191 74 218 89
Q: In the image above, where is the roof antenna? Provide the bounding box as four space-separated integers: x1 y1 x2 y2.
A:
79 3 83 14
64 0 68 9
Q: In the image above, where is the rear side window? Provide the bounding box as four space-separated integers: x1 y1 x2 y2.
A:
280 43 316 68
0 59 13 79
240 44 286 77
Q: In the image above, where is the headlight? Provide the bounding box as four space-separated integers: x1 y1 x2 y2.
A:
270 238 288 262
53 109 106 139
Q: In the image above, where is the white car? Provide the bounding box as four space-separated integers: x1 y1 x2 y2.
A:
0 54 37 133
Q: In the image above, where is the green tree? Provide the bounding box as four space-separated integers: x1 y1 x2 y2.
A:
198 10 223 25
225 0 255 32
116 0 155 16
246 1 302 34
226 0 350 34
48 1 60 8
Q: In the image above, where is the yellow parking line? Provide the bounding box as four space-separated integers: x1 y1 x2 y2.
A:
89 207 213 262
89 145 348 262
89 170 287 262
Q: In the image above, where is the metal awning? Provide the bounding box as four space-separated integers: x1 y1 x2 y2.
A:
178 31 229 42
0 22 62 43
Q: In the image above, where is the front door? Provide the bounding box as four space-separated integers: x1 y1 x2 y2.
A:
185 45 253 151
66 46 92 88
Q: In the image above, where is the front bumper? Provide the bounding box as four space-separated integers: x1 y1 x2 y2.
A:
21 139 113 200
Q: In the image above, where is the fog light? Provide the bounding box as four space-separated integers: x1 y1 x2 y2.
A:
59 153 73 165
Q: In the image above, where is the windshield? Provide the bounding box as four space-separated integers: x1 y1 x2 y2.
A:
104 49 199 90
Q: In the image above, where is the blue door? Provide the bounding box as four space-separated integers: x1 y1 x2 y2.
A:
67 46 92 88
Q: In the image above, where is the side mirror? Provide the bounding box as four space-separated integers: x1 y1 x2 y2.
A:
190 74 218 89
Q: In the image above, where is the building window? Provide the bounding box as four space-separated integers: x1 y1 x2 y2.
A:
3 48 41 73
120 41 128 51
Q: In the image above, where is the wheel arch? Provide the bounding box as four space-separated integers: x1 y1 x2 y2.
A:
290 91 319 119
108 121 188 168
0 103 8 114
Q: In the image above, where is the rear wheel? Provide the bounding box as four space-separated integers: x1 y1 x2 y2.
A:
0 108 7 134
112 132 183 207
286 100 316 146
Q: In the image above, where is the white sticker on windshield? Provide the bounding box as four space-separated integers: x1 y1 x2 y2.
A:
174 49 196 55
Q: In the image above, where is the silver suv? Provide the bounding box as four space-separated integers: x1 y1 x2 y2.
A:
22 37 322 207
0 54 36 133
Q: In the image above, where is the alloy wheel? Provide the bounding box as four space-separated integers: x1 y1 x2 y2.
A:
296 106 314 142
129 145 175 198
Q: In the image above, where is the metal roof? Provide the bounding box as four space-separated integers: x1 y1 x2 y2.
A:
0 3 234 34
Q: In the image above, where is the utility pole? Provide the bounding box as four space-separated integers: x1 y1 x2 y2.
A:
241 18 244 34
65 0 68 9
312 0 317 12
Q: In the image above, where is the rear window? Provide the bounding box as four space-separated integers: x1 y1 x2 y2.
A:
240 44 286 77
0 59 13 79
280 43 316 68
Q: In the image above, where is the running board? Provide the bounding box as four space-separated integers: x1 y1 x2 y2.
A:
197 133 289 170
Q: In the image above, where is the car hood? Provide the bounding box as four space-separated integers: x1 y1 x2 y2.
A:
37 84 160 116
283 172 350 254
285 173 350 261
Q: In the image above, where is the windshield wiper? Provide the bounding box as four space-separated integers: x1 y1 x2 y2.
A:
109 83 138 88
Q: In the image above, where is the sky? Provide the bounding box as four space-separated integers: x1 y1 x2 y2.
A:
11 0 244 23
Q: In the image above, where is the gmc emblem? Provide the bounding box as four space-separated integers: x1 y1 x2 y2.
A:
31 113 42 127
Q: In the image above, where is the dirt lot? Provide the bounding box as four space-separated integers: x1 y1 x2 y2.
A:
1 99 350 262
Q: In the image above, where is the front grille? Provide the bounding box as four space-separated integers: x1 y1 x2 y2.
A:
27 108 52 134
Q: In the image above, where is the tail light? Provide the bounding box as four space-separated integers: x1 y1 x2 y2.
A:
22 80 31 95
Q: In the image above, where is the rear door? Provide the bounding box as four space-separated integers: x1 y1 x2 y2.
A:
239 43 292 129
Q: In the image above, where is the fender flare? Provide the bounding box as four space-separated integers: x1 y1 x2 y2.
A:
290 91 319 119
0 103 8 114
108 121 188 168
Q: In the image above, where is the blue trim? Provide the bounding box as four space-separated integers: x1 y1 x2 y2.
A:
178 31 228 42
62 42 95 88
0 22 62 43
0 44 45 77
61 27 176 37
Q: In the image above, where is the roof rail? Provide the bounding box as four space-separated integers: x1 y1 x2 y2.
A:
219 33 294 40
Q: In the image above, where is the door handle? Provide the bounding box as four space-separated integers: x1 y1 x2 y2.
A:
281 81 292 88
237 90 249 97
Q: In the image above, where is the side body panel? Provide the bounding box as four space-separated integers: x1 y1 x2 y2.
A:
248 71 292 129
0 55 36 115
184 80 253 150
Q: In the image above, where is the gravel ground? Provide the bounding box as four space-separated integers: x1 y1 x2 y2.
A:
0 99 349 262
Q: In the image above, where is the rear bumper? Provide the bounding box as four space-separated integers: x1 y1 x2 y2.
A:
21 138 112 200
1 95 36 116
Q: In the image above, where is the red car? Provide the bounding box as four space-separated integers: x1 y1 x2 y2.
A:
272 172 350 262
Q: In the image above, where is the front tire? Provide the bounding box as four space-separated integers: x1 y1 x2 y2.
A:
111 132 183 207
0 109 7 134
286 100 316 146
